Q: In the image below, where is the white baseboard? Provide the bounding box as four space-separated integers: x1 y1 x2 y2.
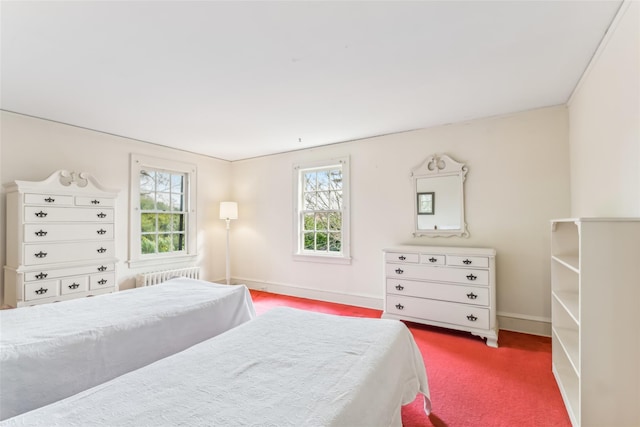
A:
233 277 383 310
235 277 552 337
497 311 551 337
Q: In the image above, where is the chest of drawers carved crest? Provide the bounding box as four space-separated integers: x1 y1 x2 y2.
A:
3 170 119 307
382 245 498 347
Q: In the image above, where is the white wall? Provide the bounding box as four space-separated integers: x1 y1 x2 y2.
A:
231 106 570 334
0 111 232 298
569 1 640 217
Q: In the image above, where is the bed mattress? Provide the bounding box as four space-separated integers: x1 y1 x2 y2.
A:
0 278 255 420
1 306 430 427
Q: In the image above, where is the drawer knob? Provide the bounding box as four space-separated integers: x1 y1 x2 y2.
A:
34 251 48 258
97 212 107 218
428 257 437 263
91 199 101 205
44 197 55 203
394 268 404 275
466 274 477 281
35 287 48 295
97 265 107 272
466 292 478 300
98 278 108 285
35 211 48 218
97 229 107 235
35 272 48 280
398 255 406 261
463 259 472 265
467 314 478 322
35 229 48 237
395 284 404 291
395 303 404 310
97 247 107 254
69 283 80 289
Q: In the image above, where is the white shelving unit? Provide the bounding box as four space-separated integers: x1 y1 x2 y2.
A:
550 218 640 427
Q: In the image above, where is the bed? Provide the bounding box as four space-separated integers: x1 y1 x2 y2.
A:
0 278 256 420
0 307 431 427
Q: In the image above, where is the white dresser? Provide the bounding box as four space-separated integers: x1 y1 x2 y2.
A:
3 170 119 307
382 245 497 347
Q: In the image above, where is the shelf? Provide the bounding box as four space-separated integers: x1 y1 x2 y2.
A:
551 255 579 273
552 330 580 426
552 290 579 325
552 326 580 375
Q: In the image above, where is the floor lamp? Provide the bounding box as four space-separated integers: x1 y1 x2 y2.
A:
219 201 238 285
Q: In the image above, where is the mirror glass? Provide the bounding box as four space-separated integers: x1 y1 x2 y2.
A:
412 154 468 237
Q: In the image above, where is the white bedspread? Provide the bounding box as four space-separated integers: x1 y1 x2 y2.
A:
0 278 255 420
1 307 430 427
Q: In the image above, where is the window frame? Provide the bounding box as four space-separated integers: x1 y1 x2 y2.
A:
292 157 351 264
128 154 197 268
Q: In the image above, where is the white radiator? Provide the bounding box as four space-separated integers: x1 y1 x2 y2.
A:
135 267 201 287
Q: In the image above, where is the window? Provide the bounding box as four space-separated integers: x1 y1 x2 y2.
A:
293 157 350 263
129 154 197 267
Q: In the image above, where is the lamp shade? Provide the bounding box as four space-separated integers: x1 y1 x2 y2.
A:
219 201 238 220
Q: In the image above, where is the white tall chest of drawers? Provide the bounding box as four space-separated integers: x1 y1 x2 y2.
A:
382 246 498 347
3 170 119 307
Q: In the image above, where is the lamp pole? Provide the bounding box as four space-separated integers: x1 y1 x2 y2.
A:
225 217 231 285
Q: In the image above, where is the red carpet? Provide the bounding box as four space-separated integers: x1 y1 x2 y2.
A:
250 290 571 427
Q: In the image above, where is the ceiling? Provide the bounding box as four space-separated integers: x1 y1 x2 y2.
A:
0 1 622 161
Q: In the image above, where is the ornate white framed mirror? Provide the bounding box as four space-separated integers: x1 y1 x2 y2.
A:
412 153 469 237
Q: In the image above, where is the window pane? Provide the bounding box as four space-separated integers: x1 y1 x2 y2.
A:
171 174 184 193
172 233 185 251
171 214 185 232
141 213 156 232
141 234 156 254
158 234 172 253
140 170 155 192
316 191 330 210
303 192 316 210
329 213 341 231
315 213 328 231
156 193 170 211
304 172 316 191
171 193 183 211
140 192 155 210
329 191 341 209
330 169 342 190
317 171 330 191
156 172 171 192
304 232 315 250
303 213 314 231
329 232 342 252
157 214 171 232
315 232 327 251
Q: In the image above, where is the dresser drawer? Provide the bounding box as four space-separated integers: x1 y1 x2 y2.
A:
24 241 115 265
447 255 489 268
24 223 114 242
420 254 446 265
386 264 489 286
75 196 115 207
25 263 115 282
386 294 490 330
24 280 59 301
24 206 114 223
90 273 115 290
385 252 419 263
386 279 489 306
60 276 89 295
24 194 74 206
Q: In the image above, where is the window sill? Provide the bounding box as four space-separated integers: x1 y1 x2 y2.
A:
293 254 352 265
